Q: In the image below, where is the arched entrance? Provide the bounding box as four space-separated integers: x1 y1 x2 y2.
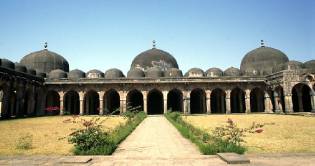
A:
9 91 17 117
167 89 183 112
64 90 80 115
231 88 245 113
84 90 99 115
274 86 285 111
147 89 163 115
211 88 226 113
250 88 265 112
190 88 206 114
104 89 120 115
46 90 60 115
126 89 143 111
292 84 312 112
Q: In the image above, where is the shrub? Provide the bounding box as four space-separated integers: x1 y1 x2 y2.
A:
16 133 33 150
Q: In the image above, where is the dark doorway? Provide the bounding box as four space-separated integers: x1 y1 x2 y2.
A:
292 84 312 112
84 90 99 115
211 88 226 113
127 89 143 111
64 90 80 115
147 89 163 115
190 88 206 114
231 88 245 113
250 88 265 112
105 89 120 115
46 90 60 115
167 89 183 112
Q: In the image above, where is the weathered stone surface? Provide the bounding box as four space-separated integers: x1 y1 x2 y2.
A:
217 153 250 164
59 156 92 163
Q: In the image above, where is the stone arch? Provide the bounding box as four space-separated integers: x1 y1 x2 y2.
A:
190 88 206 114
84 90 99 115
211 88 226 113
64 90 80 115
0 85 11 118
45 90 60 115
126 89 143 111
231 87 245 113
147 89 163 115
167 88 183 112
274 86 285 111
9 90 17 117
104 89 120 115
250 88 265 112
292 83 312 112
24 89 36 116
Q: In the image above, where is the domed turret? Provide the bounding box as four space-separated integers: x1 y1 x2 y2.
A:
304 60 315 69
1 59 15 69
20 48 69 73
240 42 289 76
48 69 67 79
87 69 104 78
206 68 223 77
273 60 303 72
127 68 145 78
146 67 164 78
69 69 86 80
104 68 125 79
164 68 183 77
224 67 241 76
185 68 204 77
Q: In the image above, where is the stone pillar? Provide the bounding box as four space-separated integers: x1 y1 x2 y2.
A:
142 91 148 114
206 90 211 114
183 91 190 114
225 90 231 114
119 91 127 114
273 91 281 113
284 93 293 113
297 91 304 112
245 89 251 113
79 91 85 115
98 91 105 115
264 92 272 113
162 91 168 114
59 91 64 115
310 90 315 113
0 90 3 117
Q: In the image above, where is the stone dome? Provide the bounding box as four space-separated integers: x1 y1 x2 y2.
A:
15 63 27 73
206 68 223 77
27 68 36 75
164 68 183 77
131 48 179 72
20 49 69 73
104 68 125 79
273 60 303 72
1 59 15 69
240 46 289 76
146 67 164 78
304 60 315 69
48 69 67 79
69 69 86 80
185 68 204 77
127 68 145 78
224 67 241 76
87 69 104 78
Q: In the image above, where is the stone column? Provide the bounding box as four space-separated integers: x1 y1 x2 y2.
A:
162 91 168 114
297 91 304 112
119 91 127 114
206 90 211 114
225 90 231 114
284 93 293 113
98 91 105 115
245 89 251 113
79 91 85 115
142 91 148 114
58 91 64 115
264 92 272 113
310 90 315 113
183 91 190 114
273 91 281 113
0 90 3 117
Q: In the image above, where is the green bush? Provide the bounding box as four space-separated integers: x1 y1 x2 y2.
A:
16 133 33 150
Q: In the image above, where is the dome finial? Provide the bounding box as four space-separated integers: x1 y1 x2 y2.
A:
152 40 156 49
44 42 48 49
260 40 265 47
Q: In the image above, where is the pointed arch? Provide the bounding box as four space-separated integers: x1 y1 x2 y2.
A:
250 88 265 112
46 90 60 115
292 83 312 112
190 88 206 114
104 89 120 115
231 87 245 113
167 88 183 112
126 89 143 111
64 90 80 115
211 88 226 113
84 90 99 115
148 89 163 115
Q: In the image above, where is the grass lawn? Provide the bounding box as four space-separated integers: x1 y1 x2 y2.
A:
0 116 126 155
184 114 315 154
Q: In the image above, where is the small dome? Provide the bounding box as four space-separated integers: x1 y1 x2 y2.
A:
27 68 36 75
15 63 27 73
87 69 104 78
224 67 241 76
164 68 183 77
206 68 223 77
146 67 164 78
185 68 204 77
36 72 47 78
48 69 67 79
241 46 289 75
273 60 303 72
69 69 86 80
127 68 145 78
20 49 69 73
104 68 125 79
131 48 179 72
304 60 315 69
1 59 15 69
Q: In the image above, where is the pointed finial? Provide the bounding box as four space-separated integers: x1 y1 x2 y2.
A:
152 40 156 49
44 42 48 49
260 40 265 47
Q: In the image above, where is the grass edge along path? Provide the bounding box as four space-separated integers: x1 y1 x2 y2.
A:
165 112 245 155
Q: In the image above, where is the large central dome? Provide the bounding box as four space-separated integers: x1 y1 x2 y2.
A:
130 48 179 71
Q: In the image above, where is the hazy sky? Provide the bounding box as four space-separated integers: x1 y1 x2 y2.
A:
0 0 314 74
